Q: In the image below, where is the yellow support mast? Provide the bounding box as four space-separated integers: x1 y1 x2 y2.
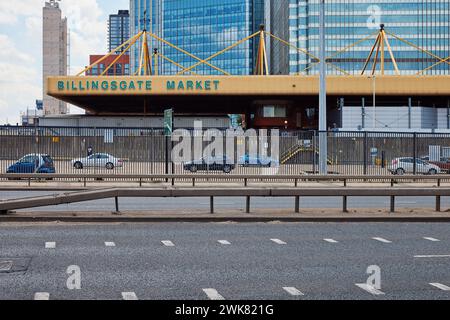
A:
255 25 269 75
361 24 400 76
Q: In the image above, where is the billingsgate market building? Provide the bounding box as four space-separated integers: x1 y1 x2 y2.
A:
45 23 450 132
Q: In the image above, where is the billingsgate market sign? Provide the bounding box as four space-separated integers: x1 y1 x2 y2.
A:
57 78 221 93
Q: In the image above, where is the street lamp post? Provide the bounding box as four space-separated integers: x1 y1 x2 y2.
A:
318 0 328 175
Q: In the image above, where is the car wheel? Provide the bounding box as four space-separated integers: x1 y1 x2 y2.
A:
74 162 83 169
428 169 437 175
190 165 198 173
395 168 405 175
223 165 232 174
105 163 114 170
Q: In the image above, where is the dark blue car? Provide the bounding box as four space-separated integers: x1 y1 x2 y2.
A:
7 154 56 174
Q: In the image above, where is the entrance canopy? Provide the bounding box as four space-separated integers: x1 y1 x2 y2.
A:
47 75 450 115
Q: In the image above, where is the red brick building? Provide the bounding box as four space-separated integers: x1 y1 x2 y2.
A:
86 54 130 76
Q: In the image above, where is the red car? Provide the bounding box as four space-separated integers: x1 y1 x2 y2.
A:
421 156 450 173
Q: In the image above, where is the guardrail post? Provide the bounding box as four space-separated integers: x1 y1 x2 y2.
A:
343 196 348 213
295 196 300 213
246 196 251 213
210 196 214 214
390 196 395 213
436 196 441 212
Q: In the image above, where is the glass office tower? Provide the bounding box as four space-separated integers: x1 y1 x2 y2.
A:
108 10 130 54
130 0 264 75
270 0 450 75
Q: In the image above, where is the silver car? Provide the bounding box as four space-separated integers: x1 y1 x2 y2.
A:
389 157 441 175
72 153 123 170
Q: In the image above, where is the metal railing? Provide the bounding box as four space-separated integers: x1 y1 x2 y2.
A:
1 126 450 177
1 173 450 188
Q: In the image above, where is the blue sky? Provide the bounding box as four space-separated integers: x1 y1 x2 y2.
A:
0 0 129 124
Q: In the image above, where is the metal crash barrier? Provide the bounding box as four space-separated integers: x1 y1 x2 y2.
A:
0 186 449 215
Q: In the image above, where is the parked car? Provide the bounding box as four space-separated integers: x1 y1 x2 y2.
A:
420 156 450 173
6 154 55 174
389 157 441 175
183 155 235 173
71 153 123 170
239 154 280 167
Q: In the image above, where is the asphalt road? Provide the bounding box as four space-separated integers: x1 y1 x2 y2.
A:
1 191 450 212
0 222 450 300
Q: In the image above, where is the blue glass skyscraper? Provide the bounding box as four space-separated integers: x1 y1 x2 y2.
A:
130 0 264 75
269 0 450 75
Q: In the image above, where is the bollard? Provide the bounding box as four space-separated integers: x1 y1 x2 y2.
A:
343 196 348 213
436 196 441 212
390 196 395 213
192 178 195 187
295 179 298 188
246 196 251 213
210 196 214 214
115 197 120 213
244 178 248 187
295 196 300 213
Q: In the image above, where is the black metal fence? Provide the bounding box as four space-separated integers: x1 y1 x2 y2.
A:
0 126 449 176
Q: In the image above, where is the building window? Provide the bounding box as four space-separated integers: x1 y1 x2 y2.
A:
263 106 287 118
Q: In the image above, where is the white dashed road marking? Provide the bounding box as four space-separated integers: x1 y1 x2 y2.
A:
45 242 56 249
162 240 175 247
122 292 138 300
324 239 338 243
34 292 50 300
430 283 450 291
203 288 225 300
414 255 450 258
423 237 440 242
355 284 385 296
218 240 231 245
283 287 304 296
271 239 287 245
372 237 392 244
105 242 116 247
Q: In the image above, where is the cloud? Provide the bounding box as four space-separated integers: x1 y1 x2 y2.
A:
0 1 111 124
0 0 42 27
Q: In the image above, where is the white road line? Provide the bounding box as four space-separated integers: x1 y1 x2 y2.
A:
45 242 56 249
218 240 231 245
161 240 175 247
372 237 392 244
283 287 304 296
122 292 138 300
424 237 440 242
324 238 338 243
34 292 50 300
430 283 450 291
271 239 287 245
414 255 450 258
355 284 385 296
105 242 116 247
202 288 225 300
